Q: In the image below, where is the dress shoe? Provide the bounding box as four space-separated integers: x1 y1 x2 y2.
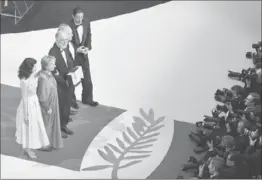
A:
72 103 79 109
24 150 37 159
39 146 53 152
70 110 77 115
62 132 68 138
62 127 74 135
193 147 207 154
83 101 99 106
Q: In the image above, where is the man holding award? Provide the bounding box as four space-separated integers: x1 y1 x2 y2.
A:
69 7 99 106
49 31 78 137
58 23 82 110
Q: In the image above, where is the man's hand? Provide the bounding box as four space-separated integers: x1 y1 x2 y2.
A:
225 102 233 113
245 78 251 88
249 135 257 146
198 164 205 177
83 47 89 55
76 46 86 54
207 140 214 150
226 123 231 132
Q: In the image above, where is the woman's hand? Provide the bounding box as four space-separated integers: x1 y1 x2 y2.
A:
47 108 52 115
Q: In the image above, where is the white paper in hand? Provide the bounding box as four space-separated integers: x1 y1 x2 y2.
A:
68 66 83 86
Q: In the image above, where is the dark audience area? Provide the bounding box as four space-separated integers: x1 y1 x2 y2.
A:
178 41 262 179
1 1 169 34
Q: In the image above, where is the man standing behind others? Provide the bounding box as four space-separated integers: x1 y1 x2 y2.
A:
69 7 99 106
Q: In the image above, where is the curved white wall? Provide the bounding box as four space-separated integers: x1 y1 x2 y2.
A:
1 1 261 123
1 1 261 178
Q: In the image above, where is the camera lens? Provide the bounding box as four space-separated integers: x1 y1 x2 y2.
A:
246 52 252 59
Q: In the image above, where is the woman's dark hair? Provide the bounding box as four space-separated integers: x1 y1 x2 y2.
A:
18 58 37 80
73 7 84 16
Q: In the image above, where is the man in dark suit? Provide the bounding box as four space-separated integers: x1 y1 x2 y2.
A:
58 23 80 111
69 7 99 106
49 31 77 138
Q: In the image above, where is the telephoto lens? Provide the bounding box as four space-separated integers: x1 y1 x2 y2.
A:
252 44 260 49
258 41 262 47
246 52 252 59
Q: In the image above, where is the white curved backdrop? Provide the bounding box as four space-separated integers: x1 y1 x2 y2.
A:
1 1 261 123
1 1 261 178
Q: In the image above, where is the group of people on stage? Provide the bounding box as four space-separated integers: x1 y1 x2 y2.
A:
15 7 99 159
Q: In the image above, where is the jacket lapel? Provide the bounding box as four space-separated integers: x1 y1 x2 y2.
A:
68 42 75 60
71 20 81 45
71 19 86 46
81 22 87 46
54 44 68 69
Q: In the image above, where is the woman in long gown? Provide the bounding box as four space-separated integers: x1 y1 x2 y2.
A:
16 58 50 159
37 55 63 150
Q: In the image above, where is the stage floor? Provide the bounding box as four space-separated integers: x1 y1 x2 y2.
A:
1 1 261 179
1 84 199 179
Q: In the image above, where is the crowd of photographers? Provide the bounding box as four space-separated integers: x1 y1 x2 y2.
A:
179 41 262 179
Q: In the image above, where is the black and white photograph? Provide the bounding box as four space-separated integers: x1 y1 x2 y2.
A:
0 0 261 179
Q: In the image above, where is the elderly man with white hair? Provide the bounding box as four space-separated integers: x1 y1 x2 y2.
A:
58 23 80 110
48 30 77 138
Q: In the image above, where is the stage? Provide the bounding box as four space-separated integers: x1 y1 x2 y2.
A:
1 1 261 178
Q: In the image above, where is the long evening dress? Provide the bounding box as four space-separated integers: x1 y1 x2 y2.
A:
37 70 63 149
15 74 50 149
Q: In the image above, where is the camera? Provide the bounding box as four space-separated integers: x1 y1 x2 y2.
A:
215 88 233 97
212 108 222 117
246 52 257 59
216 104 228 113
214 88 234 103
228 68 257 82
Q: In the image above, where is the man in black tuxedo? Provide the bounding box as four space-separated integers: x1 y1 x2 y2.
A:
58 23 79 111
69 7 99 106
49 31 77 138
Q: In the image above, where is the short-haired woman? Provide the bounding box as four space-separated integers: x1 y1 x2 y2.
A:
16 58 50 159
37 55 63 150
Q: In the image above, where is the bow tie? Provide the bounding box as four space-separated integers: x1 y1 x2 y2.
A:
76 24 82 28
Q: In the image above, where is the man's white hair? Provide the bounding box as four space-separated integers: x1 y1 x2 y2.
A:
58 23 72 33
55 30 67 40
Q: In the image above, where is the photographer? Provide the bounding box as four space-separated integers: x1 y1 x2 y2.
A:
182 139 218 172
220 151 249 179
243 134 262 178
234 120 251 153
197 156 225 179
182 40 262 179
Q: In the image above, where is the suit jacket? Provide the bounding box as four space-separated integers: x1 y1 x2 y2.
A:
49 43 77 87
69 19 92 67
